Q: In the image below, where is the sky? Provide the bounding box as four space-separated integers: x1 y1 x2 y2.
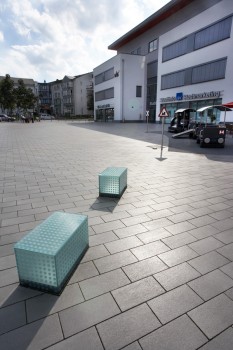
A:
0 0 170 83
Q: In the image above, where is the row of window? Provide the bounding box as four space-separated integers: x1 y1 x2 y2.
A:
95 88 114 101
161 57 227 90
95 68 114 85
163 16 232 62
95 86 142 102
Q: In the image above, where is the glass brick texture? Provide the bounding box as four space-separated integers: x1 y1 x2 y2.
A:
99 167 127 197
14 212 89 293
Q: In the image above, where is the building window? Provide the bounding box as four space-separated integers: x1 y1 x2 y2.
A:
148 39 158 53
161 57 227 89
95 87 114 101
136 86 142 97
194 16 232 50
161 70 185 90
95 68 114 85
131 47 141 55
163 37 188 61
191 58 227 84
162 16 232 62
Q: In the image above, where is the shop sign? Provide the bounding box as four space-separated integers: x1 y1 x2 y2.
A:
97 104 111 109
160 90 221 103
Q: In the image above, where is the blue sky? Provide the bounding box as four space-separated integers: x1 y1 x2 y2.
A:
0 0 170 82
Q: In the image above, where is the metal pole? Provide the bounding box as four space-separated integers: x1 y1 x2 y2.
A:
160 117 164 158
147 113 149 133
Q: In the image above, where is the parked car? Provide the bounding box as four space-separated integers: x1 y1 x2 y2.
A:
0 114 16 122
40 114 55 120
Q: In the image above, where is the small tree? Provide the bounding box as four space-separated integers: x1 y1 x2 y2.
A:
15 79 38 114
0 74 16 114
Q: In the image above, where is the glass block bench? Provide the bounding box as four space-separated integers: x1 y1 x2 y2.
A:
14 212 89 295
99 167 127 198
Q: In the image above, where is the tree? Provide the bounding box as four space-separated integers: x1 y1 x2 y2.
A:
14 79 38 114
0 74 16 113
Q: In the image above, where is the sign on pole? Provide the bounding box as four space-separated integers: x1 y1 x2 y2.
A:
159 106 169 159
146 110 149 133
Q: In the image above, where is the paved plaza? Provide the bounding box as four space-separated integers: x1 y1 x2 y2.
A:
1 120 233 349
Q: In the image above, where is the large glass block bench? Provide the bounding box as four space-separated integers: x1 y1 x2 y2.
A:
14 212 89 295
99 167 127 198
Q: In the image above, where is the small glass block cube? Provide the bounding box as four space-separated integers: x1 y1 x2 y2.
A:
14 212 89 294
99 167 127 198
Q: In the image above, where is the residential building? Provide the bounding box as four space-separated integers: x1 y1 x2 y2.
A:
38 81 52 114
94 0 233 123
73 73 93 116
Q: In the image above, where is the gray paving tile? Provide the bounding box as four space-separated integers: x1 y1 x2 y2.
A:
114 224 148 239
46 327 104 350
121 214 151 227
0 231 27 245
0 301 26 335
0 224 19 236
162 232 196 249
112 276 164 311
154 262 201 291
94 250 138 273
105 236 143 254
59 293 120 338
0 284 41 308
123 256 167 282
188 236 224 255
158 245 198 267
0 254 16 270
136 228 171 244
188 294 233 339
89 231 119 246
1 214 35 227
188 224 220 240
81 244 110 263
217 243 233 261
220 261 233 279
0 267 19 288
139 314 207 350
68 261 99 284
101 211 130 223
188 269 233 301
0 313 63 350
148 284 203 324
0 243 14 258
97 303 161 350
92 220 125 234
215 229 233 244
142 218 173 231
26 283 84 322
165 221 196 235
188 206 213 218
147 209 174 220
121 341 141 350
130 240 170 260
79 268 130 300
199 328 233 350
225 287 233 300
212 218 233 231
188 251 230 274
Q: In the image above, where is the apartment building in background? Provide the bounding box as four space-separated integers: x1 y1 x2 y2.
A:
93 0 233 123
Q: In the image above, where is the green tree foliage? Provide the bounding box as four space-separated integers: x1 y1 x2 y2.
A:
0 74 16 113
0 75 38 115
14 79 38 113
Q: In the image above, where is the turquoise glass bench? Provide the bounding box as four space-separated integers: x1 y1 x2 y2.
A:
99 167 127 198
14 212 89 294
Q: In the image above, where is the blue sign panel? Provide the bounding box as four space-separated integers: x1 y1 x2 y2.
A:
176 92 183 101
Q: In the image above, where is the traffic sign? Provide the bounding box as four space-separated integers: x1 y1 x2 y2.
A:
159 107 169 118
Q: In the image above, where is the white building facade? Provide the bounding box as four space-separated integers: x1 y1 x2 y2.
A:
94 0 233 123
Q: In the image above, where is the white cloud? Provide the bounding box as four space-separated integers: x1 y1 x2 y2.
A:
0 0 170 82
0 31 4 42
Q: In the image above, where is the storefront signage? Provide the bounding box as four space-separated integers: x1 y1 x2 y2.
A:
97 104 111 109
160 91 221 103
